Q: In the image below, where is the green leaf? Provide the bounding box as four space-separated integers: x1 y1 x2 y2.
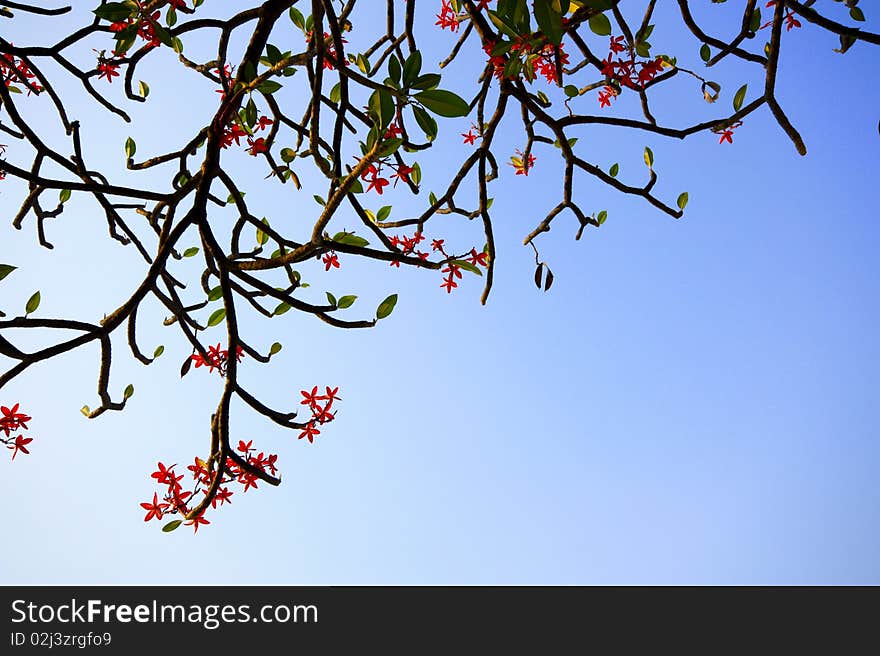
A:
208 286 223 302
182 247 198 258
388 54 402 84
677 192 689 211
402 50 422 86
733 83 747 112
376 293 398 320
451 260 483 276
414 89 470 118
700 43 711 62
609 162 619 177
124 137 136 159
329 82 341 104
412 105 438 141
369 88 395 130
153 345 165 358
245 97 257 128
25 291 40 315
124 384 134 399
93 1 138 22
274 302 291 316
269 342 283 355
326 292 337 307
643 146 654 168
0 264 18 282
850 7 866 22
597 210 608 226
332 232 370 248
59 188 71 204
749 7 761 33
289 6 305 30
138 81 149 101
256 218 270 246
410 73 441 91
376 205 392 222
356 53 371 74
266 43 282 65
207 308 226 327
588 13 612 37
257 80 282 94
534 0 563 45
337 295 357 309
162 519 182 533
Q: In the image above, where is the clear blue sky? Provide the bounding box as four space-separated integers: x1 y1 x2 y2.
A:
1 2 878 584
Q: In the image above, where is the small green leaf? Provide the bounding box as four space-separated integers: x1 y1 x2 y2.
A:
376 205 392 222
332 232 370 248
208 286 223 302
162 519 182 533
256 218 270 246
609 163 619 177
376 293 398 320
588 13 612 37
700 43 711 62
124 136 136 159
850 7 866 22
274 302 291 316
451 260 483 276
733 83 747 112
207 308 226 327
677 192 689 210
644 146 654 168
124 384 134 399
326 291 337 307
183 247 199 258
597 210 608 226
59 188 71 203
25 291 40 315
153 345 165 358
139 80 150 98
412 105 438 141
0 265 16 282
329 82 341 104
269 342 283 355
337 295 357 309
258 80 282 95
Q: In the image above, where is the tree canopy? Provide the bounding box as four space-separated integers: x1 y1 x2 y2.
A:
1 0 877 533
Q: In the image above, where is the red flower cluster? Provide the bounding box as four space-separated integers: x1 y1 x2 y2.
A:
763 1 802 31
143 440 279 533
298 386 341 443
600 35 665 90
109 8 164 50
356 156 415 196
1 49 42 95
389 231 429 267
483 37 569 84
1 403 33 460
191 343 244 376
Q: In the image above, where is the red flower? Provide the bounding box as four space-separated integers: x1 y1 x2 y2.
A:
440 274 458 293
300 386 321 406
140 492 168 522
97 61 120 83
246 137 268 156
298 421 320 443
366 175 390 195
322 252 340 271
391 164 414 186
8 435 33 460
462 129 478 145
212 487 233 508
0 403 31 436
184 513 210 534
467 248 489 267
255 115 274 131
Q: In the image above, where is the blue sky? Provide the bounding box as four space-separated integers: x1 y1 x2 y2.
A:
1 2 878 584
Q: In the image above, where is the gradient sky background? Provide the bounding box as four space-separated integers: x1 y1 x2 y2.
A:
1 2 878 584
